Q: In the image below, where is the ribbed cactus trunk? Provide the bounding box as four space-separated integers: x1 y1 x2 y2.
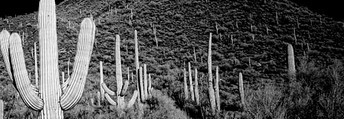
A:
215 66 220 112
148 73 152 96
115 35 125 109
139 66 144 101
0 0 95 118
194 68 200 105
239 72 245 109
188 62 194 101
34 42 38 87
183 67 189 100
127 67 130 83
144 64 148 100
288 44 296 82
0 100 3 119
39 0 63 117
208 33 216 115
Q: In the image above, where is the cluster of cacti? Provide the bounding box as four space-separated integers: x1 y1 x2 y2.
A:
208 33 221 115
0 0 95 118
99 35 138 109
183 62 200 105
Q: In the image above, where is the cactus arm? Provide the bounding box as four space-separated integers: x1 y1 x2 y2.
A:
127 90 139 108
100 61 105 102
104 93 117 106
60 18 96 110
120 80 129 96
0 30 13 81
8 33 44 111
101 83 116 95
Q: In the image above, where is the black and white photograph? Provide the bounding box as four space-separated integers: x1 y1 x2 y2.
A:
1 0 344 118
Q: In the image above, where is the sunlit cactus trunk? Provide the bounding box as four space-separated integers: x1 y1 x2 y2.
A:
144 64 148 100
239 72 245 109
115 35 125 109
148 73 152 97
188 62 194 101
288 44 296 82
215 66 220 112
183 67 189 99
0 99 3 119
194 68 200 105
208 33 216 115
0 0 95 118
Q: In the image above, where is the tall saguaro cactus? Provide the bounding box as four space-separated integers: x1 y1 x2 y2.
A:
188 62 194 101
287 44 296 82
100 35 138 109
239 72 245 109
208 33 216 115
183 67 189 99
194 68 200 105
0 0 95 118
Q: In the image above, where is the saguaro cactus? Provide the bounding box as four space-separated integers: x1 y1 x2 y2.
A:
287 44 296 82
100 61 105 103
208 33 216 115
188 62 194 101
144 64 148 100
0 99 3 119
0 0 95 118
183 67 189 100
215 66 220 112
194 68 200 105
239 72 245 109
101 35 138 109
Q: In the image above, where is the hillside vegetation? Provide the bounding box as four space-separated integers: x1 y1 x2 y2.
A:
1 0 344 118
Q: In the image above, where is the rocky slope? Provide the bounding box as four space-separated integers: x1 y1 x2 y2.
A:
1 0 344 118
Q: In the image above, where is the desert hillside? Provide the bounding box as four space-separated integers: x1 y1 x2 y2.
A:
1 0 344 118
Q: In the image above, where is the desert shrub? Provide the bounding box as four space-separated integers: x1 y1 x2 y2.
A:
144 90 188 119
286 58 344 119
244 84 287 119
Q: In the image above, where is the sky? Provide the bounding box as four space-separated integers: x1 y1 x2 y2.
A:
0 0 343 21
0 0 64 18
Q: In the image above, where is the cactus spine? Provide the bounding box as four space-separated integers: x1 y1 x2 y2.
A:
215 66 220 111
0 0 96 118
288 44 296 82
194 68 200 105
239 72 245 109
208 33 216 115
188 62 195 101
